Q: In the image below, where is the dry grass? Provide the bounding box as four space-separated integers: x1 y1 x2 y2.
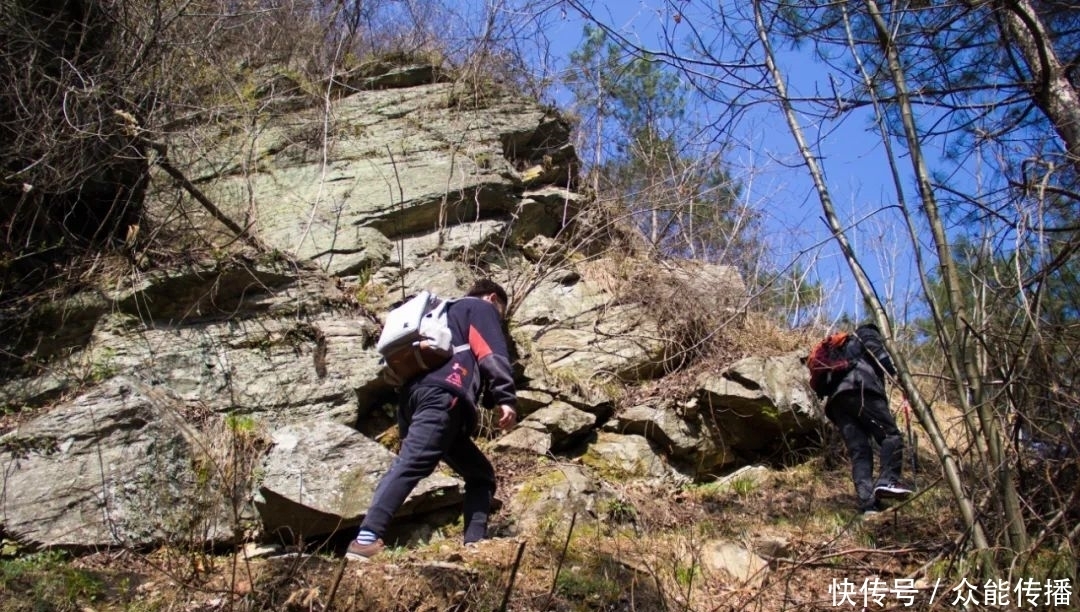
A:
1 426 960 612
568 253 808 384
0 233 970 611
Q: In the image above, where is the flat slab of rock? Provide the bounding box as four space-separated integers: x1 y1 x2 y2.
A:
255 420 462 539
0 377 233 549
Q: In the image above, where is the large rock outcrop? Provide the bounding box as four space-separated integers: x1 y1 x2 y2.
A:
0 377 235 549
171 64 579 278
0 62 817 549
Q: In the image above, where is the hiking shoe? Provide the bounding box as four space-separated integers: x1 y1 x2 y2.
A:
859 499 884 514
874 481 914 500
345 538 384 561
860 508 887 521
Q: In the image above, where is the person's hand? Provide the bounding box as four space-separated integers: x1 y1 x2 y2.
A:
497 405 517 431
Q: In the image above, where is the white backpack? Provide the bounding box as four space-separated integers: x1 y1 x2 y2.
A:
376 291 469 385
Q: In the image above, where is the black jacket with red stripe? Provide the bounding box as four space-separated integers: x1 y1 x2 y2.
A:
829 323 897 401
413 297 517 415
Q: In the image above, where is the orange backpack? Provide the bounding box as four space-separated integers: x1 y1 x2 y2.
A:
807 332 862 398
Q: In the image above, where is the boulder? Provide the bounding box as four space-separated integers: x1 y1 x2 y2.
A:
0 377 234 549
605 402 734 475
492 426 553 456
254 420 461 539
580 432 688 483
177 80 575 269
698 541 769 587
513 271 665 412
493 401 595 455
514 389 556 416
504 465 615 535
0 258 384 427
695 353 820 454
714 465 773 492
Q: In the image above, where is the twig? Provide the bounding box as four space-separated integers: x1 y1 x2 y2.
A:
386 145 406 301
542 512 577 611
325 555 349 610
499 539 528 612
293 54 339 256
774 545 935 564
143 138 267 253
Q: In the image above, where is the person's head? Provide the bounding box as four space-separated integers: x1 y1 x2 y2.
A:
466 278 509 319
856 322 882 336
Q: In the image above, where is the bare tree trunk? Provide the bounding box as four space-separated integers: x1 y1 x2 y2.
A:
752 0 993 553
863 0 1028 557
997 0 1080 171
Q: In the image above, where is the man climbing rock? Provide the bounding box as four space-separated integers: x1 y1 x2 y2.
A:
820 323 913 514
347 279 518 560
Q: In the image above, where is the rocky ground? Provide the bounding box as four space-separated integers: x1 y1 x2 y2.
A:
1 428 957 612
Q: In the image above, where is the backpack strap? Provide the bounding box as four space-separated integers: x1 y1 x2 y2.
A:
443 297 483 355
846 332 865 360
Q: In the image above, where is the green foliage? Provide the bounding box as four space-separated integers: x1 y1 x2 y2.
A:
0 539 20 557
751 263 825 324
911 236 1080 443
808 508 848 535
517 470 570 509
854 525 877 548
674 562 698 588
566 25 758 271
567 26 687 150
352 265 386 305
225 414 257 435
555 567 621 608
88 347 117 383
605 498 637 522
730 475 758 498
1018 548 1077 585
0 551 104 610
472 151 495 169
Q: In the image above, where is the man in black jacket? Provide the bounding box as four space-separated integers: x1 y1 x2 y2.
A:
825 323 913 514
347 279 518 560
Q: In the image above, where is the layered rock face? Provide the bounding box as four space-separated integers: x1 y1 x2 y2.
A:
0 63 816 549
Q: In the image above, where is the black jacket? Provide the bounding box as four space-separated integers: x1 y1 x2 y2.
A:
830 324 897 400
414 297 516 414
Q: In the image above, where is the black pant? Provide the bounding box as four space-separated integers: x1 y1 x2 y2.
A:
827 390 904 509
360 385 496 543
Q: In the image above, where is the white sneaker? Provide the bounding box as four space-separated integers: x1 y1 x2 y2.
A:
874 481 913 500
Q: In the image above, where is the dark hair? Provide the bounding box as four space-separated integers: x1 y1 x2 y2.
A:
466 278 508 307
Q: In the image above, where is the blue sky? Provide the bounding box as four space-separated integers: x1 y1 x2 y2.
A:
518 4 907 325
528 1 931 326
